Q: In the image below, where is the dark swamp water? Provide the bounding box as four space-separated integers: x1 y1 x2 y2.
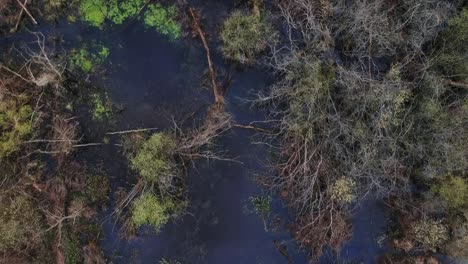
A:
0 0 391 263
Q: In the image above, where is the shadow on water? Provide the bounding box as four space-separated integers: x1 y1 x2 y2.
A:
0 0 391 263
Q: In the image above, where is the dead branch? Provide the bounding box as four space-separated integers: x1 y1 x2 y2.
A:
12 0 26 32
14 0 36 25
188 7 223 104
106 127 159 135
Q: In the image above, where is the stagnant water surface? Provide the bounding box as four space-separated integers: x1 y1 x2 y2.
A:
0 0 390 263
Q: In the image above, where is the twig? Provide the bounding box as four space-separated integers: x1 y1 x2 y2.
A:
12 0 28 32
106 127 159 135
444 80 468 89
15 0 38 25
232 124 274 134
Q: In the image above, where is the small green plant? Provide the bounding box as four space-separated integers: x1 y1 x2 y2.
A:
329 177 357 205
432 175 468 210
131 133 177 184
0 195 45 253
143 4 181 40
220 10 277 64
0 99 33 159
411 219 448 251
249 195 271 231
69 44 110 73
131 192 177 233
90 93 113 121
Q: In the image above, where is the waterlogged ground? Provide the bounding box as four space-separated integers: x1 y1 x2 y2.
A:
1 0 390 263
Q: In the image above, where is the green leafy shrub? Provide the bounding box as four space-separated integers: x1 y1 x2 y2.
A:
0 99 33 159
411 219 448 251
432 175 468 210
220 11 277 64
131 192 177 232
131 133 177 184
0 195 44 253
143 4 181 40
329 178 357 205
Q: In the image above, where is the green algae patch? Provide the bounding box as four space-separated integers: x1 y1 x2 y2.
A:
69 44 110 73
144 4 181 40
79 0 108 27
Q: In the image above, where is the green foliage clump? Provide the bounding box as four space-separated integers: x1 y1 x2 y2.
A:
0 99 33 159
131 133 177 183
220 11 277 64
90 92 112 121
432 175 468 210
329 178 357 205
79 0 108 27
411 219 448 251
69 44 110 73
143 4 181 40
0 195 44 253
107 0 145 24
131 192 177 232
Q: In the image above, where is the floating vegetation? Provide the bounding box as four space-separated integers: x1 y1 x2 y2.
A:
249 195 271 231
78 0 181 40
69 44 109 73
79 0 108 27
90 92 113 121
